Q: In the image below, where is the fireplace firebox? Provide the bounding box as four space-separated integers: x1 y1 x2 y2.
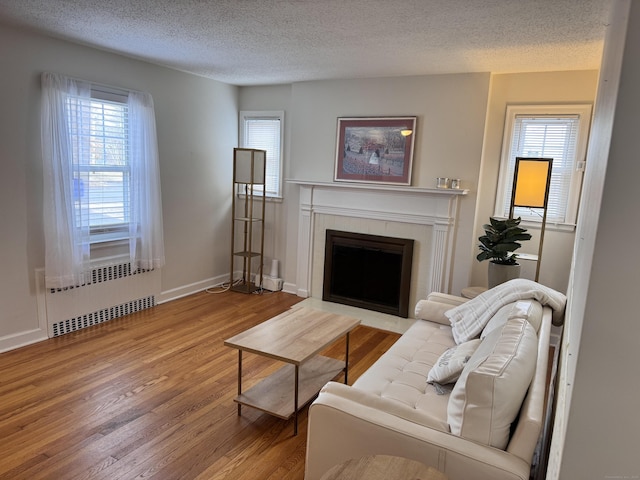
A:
323 230 414 318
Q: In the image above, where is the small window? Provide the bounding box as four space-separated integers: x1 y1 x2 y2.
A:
495 105 592 227
239 111 284 198
68 89 130 242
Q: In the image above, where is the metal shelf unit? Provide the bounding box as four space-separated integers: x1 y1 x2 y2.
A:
230 148 266 293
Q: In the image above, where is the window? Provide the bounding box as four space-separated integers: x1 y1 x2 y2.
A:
69 90 130 241
495 105 592 227
240 111 284 198
41 73 164 288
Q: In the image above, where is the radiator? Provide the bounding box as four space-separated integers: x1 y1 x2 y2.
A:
38 263 161 337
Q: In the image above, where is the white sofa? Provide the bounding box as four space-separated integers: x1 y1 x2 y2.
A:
305 280 565 480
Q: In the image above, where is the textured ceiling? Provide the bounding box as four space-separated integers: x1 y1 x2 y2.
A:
0 0 614 86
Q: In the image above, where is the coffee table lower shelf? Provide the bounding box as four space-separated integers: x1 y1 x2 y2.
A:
234 355 344 420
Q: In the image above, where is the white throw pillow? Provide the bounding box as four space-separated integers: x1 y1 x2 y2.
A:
512 300 543 333
479 304 513 340
447 318 538 449
481 300 542 339
427 339 481 385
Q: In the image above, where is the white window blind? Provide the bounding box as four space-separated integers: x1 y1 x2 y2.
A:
68 95 130 235
240 111 283 197
495 105 592 227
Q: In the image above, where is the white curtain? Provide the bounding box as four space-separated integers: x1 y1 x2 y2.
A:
41 72 92 288
128 91 165 271
41 73 165 289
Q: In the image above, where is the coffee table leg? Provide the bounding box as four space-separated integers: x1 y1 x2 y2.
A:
344 331 350 385
294 365 299 436
237 350 242 416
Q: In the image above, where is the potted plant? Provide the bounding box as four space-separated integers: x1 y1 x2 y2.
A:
477 217 532 288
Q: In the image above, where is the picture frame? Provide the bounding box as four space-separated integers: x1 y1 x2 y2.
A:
334 116 416 185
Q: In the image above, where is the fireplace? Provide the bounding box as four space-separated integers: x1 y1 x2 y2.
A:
323 230 414 317
290 181 468 314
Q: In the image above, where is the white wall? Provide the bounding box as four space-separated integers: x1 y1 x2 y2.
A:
472 70 599 293
558 1 640 477
0 25 238 350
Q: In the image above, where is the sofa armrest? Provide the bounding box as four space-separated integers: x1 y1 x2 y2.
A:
414 300 454 325
427 292 468 306
415 293 467 325
306 383 532 480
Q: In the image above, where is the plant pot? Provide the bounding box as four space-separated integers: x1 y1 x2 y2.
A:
488 262 521 289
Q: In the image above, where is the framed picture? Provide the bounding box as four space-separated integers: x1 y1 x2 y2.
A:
334 116 416 185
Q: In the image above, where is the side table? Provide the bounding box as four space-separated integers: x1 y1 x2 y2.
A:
461 286 487 299
320 455 448 480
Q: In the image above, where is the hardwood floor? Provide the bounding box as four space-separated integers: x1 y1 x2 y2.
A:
0 291 400 480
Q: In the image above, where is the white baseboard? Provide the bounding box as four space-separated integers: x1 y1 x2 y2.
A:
158 274 230 304
282 282 301 295
0 329 48 354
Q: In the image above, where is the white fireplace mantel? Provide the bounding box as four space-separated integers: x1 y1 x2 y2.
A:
288 180 468 301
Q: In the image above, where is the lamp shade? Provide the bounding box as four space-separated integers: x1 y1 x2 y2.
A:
509 157 553 283
234 148 266 184
512 158 552 208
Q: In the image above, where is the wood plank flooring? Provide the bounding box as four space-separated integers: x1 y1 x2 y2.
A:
0 291 400 480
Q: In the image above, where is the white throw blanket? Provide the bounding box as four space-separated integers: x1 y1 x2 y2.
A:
446 279 567 344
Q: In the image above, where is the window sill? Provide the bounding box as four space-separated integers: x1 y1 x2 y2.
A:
519 220 576 233
90 235 130 261
490 216 576 232
91 234 130 245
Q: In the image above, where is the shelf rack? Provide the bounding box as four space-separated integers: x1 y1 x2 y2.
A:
230 148 266 293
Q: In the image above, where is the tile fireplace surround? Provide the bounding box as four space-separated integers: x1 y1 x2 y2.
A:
290 181 468 311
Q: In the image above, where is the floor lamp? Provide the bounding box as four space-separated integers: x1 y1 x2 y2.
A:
509 157 553 282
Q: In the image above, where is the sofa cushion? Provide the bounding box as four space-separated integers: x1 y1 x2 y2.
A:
478 304 512 339
353 319 455 422
516 300 543 332
481 300 543 338
427 338 481 385
447 317 538 449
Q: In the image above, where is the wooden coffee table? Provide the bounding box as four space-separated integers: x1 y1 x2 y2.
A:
224 307 360 435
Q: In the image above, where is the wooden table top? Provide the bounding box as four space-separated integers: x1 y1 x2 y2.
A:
320 455 448 480
223 307 361 365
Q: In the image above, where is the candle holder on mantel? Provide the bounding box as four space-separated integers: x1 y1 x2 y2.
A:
436 177 450 189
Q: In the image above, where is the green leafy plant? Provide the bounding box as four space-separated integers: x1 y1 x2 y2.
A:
477 217 532 265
